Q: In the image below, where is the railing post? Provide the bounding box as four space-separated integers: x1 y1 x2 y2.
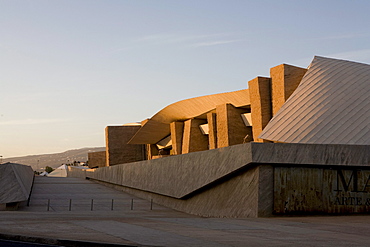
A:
91 199 94 211
47 199 50 211
150 199 153 210
69 199 72 211
111 199 114 211
131 199 133 210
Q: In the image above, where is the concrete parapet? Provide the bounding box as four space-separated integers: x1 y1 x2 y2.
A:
67 166 95 179
248 76 272 142
0 163 34 210
270 64 307 115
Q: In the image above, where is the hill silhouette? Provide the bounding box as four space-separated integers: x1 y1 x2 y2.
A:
3 147 105 171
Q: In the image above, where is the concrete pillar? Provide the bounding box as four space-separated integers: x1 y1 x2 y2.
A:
105 126 146 166
207 112 217 149
270 64 307 115
146 144 159 160
170 121 184 155
216 103 252 148
182 119 208 154
248 77 272 142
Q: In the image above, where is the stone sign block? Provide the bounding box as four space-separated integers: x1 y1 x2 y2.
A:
274 166 370 214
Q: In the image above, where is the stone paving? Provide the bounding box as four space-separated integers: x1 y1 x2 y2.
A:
1 176 370 246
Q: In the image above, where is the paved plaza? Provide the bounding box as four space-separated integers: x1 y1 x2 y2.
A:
1 176 370 246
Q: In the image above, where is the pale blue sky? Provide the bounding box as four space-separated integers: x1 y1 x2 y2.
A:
1 0 370 157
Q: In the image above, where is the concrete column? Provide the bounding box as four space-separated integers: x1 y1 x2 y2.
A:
182 119 208 154
248 77 272 142
207 112 217 149
105 126 146 166
270 64 307 115
216 103 252 148
146 144 159 160
170 121 184 155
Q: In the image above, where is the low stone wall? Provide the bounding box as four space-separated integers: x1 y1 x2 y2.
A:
0 163 34 209
67 143 370 217
67 167 95 179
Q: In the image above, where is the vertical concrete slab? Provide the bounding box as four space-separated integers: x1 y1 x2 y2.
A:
170 121 184 155
270 64 307 115
248 77 272 142
88 151 107 168
216 103 252 148
105 126 146 166
257 165 274 217
207 112 217 149
182 119 208 154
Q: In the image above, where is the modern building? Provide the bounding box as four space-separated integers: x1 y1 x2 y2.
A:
80 56 370 217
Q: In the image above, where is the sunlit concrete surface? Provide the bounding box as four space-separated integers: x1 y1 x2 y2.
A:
1 176 370 246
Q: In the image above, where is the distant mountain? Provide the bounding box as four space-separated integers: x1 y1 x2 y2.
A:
3 147 105 171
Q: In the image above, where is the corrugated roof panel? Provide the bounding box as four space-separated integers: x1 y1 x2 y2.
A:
259 56 370 145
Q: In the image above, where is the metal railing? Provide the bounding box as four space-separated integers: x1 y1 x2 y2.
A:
43 198 154 212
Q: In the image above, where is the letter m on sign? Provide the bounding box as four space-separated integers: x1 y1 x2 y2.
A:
335 169 359 192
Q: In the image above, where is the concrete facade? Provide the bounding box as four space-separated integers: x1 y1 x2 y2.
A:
182 119 208 154
87 151 106 168
123 61 309 157
216 103 251 148
80 56 369 218
105 125 146 166
69 143 370 217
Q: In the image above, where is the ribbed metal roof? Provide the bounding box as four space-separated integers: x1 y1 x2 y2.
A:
259 56 370 145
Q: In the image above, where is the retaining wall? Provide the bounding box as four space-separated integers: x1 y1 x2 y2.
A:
67 143 370 217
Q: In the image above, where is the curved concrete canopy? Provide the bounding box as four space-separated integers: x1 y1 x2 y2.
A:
259 56 370 145
129 89 250 144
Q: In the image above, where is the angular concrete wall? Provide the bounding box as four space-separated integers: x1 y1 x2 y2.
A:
216 103 252 148
67 143 370 218
105 126 146 166
88 151 106 168
0 163 34 208
96 165 273 218
67 167 95 179
182 119 208 154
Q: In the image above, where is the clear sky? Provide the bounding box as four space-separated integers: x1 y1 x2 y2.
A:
1 0 370 158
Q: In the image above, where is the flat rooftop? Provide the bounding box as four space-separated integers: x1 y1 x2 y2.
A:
1 176 370 246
